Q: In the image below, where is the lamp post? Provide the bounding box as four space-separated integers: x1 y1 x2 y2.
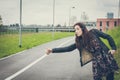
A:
68 6 75 32
52 0 55 40
118 0 120 18
118 0 120 26
19 0 22 48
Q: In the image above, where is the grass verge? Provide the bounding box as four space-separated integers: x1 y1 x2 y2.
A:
0 32 74 58
104 27 120 80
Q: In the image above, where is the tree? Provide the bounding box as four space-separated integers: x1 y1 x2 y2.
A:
0 15 3 26
16 23 19 27
56 24 61 27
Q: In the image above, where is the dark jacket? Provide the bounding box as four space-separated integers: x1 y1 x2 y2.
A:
52 29 116 66
52 29 116 53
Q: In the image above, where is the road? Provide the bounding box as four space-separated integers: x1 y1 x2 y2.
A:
0 36 93 80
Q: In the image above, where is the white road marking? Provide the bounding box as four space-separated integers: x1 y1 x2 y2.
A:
5 38 74 80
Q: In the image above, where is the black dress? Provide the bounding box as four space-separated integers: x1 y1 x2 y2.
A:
89 29 119 80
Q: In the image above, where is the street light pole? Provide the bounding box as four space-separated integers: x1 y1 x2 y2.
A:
52 0 55 40
19 0 22 48
118 0 120 18
69 7 71 28
68 7 75 32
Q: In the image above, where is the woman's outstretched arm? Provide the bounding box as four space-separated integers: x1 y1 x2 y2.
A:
46 43 76 55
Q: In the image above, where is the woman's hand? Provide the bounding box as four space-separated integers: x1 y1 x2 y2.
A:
108 50 116 55
46 48 52 55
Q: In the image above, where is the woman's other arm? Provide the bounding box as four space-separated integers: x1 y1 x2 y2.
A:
91 29 116 54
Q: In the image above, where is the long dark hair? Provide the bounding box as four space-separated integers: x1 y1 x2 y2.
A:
73 22 94 51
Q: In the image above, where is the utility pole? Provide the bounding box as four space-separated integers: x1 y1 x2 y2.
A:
118 0 120 19
118 0 120 26
19 0 22 48
52 0 55 40
68 6 75 32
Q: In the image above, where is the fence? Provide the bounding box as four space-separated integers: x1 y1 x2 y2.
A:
0 25 96 35
0 26 75 35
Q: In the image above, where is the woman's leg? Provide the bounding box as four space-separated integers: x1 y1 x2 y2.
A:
106 72 114 80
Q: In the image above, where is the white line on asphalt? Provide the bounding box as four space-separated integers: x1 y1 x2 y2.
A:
5 38 74 80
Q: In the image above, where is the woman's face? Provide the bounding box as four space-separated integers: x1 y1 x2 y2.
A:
74 25 83 37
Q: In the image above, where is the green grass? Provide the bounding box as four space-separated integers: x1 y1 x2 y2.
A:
0 32 74 58
104 27 120 80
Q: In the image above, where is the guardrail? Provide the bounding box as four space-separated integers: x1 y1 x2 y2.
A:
0 27 75 35
0 26 96 35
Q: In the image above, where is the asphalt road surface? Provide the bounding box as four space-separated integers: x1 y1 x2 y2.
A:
0 36 93 80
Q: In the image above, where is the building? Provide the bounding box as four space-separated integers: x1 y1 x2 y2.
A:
97 12 120 31
97 18 120 31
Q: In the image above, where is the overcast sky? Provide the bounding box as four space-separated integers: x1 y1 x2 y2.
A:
0 0 119 26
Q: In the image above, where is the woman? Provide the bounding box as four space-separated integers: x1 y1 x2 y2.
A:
46 22 119 80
